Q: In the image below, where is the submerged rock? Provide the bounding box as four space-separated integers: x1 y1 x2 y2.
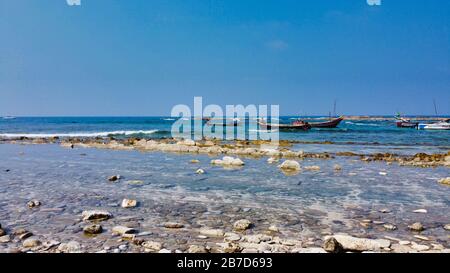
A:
27 200 41 209
199 228 224 237
112 226 137 236
383 224 398 231
233 219 253 231
108 175 121 182
304 165 321 171
190 159 200 164
438 177 450 186
408 222 425 232
82 210 112 221
83 224 103 235
325 235 391 252
121 199 138 208
333 164 342 171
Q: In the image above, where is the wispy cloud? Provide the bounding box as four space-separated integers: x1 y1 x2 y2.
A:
266 39 289 51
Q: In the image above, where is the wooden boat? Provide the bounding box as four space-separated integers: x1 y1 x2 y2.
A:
258 120 311 131
396 120 418 128
309 117 344 128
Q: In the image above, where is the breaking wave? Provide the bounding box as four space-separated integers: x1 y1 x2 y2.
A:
0 130 159 138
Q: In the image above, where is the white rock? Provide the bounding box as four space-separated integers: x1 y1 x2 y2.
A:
158 248 172 253
188 245 208 253
58 241 82 253
112 226 137 236
196 169 205 174
224 233 241 242
304 165 321 171
199 228 224 237
0 235 11 243
411 243 430 252
81 210 112 221
268 225 280 232
278 160 301 171
379 172 387 176
413 209 427 214
438 177 450 185
327 235 391 252
142 241 162 251
23 238 41 248
267 157 279 164
333 164 342 171
121 199 137 208
211 156 245 166
177 139 196 146
233 219 253 231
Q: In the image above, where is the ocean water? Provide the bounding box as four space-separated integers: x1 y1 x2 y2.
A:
1 116 449 155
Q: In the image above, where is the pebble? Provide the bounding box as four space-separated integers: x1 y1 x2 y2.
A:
379 172 387 176
118 244 128 251
438 177 450 185
399 240 411 245
159 248 172 253
414 235 430 241
27 200 41 209
383 224 398 231
413 209 427 214
224 233 241 242
233 219 253 231
268 225 280 233
379 208 391 213
164 222 184 229
444 224 450 231
13 229 33 240
108 175 121 182
408 222 425 232
197 235 208 239
411 243 430 252
121 199 138 208
83 224 103 235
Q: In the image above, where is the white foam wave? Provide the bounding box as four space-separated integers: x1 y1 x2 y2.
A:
0 130 159 138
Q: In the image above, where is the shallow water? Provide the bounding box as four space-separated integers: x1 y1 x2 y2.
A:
0 143 448 251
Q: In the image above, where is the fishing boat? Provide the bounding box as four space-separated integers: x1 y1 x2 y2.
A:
417 120 450 130
258 120 311 131
309 116 344 128
395 116 418 128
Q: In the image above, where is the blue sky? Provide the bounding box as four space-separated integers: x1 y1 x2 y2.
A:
1 0 449 116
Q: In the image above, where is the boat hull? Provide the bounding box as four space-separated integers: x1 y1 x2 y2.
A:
258 122 311 131
309 117 344 128
417 123 450 130
396 121 418 128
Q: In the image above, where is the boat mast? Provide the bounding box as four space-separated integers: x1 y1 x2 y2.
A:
433 99 438 116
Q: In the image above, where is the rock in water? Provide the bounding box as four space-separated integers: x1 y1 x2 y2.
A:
408 222 425 232
188 245 208 253
325 235 391 252
121 199 138 208
267 157 279 164
0 229 5 237
27 200 41 209
164 222 184 229
108 175 121 182
304 166 321 171
333 164 342 171
112 226 137 236
413 209 427 214
0 235 11 243
83 224 103 235
323 237 344 253
278 160 301 171
199 228 224 237
438 177 450 186
22 238 42 248
81 210 112 221
190 159 200 164
58 241 82 253
444 224 450 231
196 169 205 174
211 156 245 166
383 224 397 231
233 219 253 231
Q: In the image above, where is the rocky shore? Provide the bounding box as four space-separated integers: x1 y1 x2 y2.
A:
0 138 449 254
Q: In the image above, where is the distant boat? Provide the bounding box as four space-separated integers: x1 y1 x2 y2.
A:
2 116 16 120
417 120 450 130
395 114 418 128
309 116 344 128
258 120 311 131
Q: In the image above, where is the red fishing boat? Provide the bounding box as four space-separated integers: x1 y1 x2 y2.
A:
395 114 418 128
309 116 344 128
